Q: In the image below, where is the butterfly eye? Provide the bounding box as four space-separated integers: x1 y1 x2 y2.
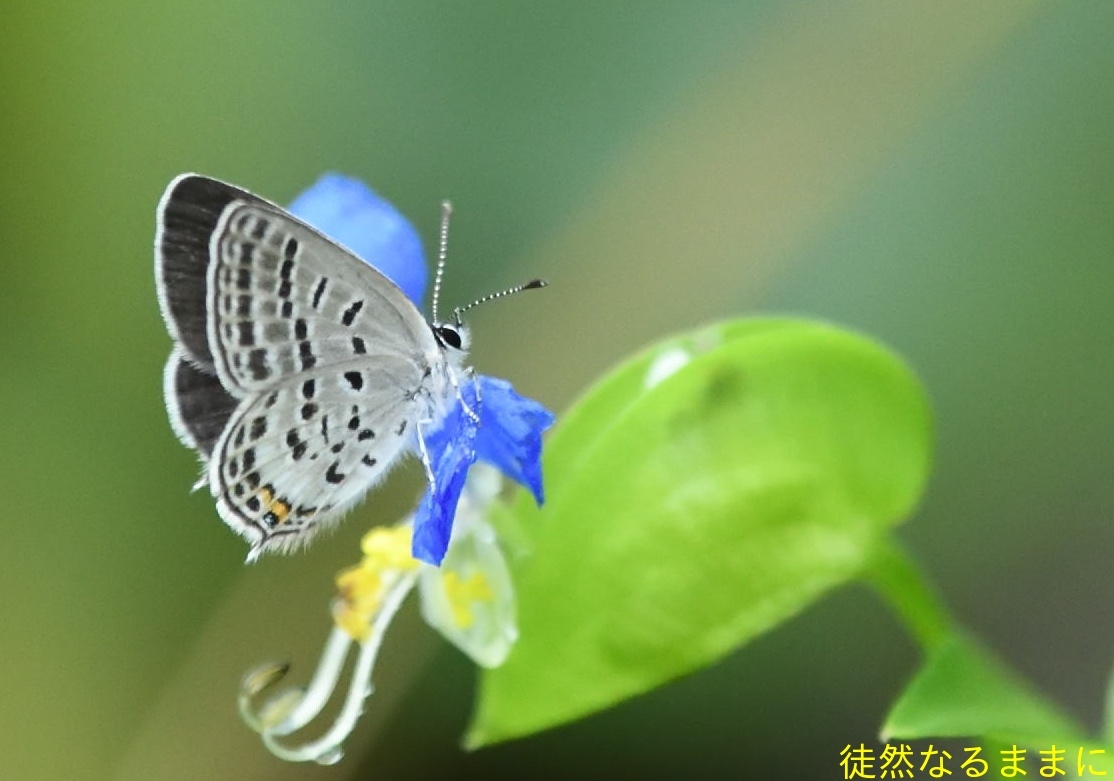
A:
434 324 464 350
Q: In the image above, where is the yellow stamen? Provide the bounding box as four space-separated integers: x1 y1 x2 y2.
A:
442 570 493 629
360 524 416 568
332 524 419 641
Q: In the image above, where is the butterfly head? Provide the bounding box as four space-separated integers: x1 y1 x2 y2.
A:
429 199 543 357
432 320 470 352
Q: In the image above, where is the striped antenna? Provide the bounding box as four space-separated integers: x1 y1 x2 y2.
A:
453 278 548 325
431 200 452 324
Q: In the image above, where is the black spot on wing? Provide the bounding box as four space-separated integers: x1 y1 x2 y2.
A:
250 216 269 240
341 300 364 326
247 348 270 381
286 429 307 461
299 341 316 371
312 277 328 308
344 371 363 391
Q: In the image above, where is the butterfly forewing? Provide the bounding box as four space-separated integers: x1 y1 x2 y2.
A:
156 176 269 372
207 200 434 396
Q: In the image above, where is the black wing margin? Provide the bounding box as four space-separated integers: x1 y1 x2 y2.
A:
154 174 268 370
163 348 240 460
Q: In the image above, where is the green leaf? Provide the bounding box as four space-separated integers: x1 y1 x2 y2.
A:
882 633 1086 745
469 318 933 747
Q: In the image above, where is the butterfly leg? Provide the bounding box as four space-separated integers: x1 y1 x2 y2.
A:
447 366 481 424
414 421 437 492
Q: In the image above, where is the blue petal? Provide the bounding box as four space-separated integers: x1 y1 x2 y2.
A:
473 376 555 505
412 387 481 564
287 173 426 305
411 378 554 565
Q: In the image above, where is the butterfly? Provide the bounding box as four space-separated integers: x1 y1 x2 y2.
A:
155 174 542 561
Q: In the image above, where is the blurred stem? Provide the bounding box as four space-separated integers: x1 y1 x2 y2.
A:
864 536 956 655
1104 660 1114 745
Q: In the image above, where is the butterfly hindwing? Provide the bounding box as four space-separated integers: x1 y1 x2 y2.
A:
163 348 239 461
210 363 424 557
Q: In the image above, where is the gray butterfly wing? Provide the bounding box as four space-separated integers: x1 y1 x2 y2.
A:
155 174 450 558
209 359 423 558
156 174 437 394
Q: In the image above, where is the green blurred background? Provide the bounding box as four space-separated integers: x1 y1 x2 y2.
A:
2 1 1112 778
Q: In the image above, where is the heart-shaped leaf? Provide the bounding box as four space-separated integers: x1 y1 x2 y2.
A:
469 318 933 746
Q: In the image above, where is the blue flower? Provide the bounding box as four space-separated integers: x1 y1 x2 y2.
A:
288 173 426 304
289 174 554 565
413 376 554 563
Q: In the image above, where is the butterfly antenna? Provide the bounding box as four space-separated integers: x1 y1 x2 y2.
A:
431 200 452 324
453 278 548 325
